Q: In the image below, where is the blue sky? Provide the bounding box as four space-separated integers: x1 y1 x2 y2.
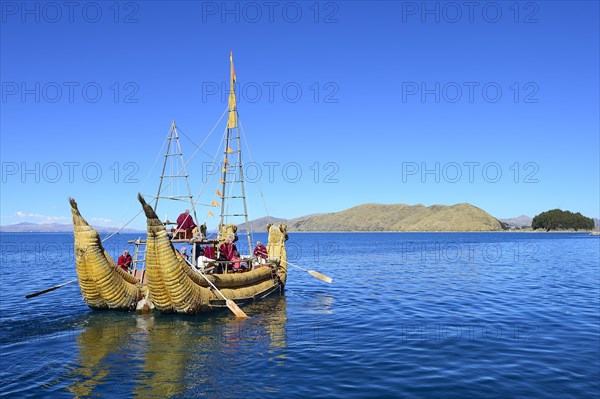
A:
1 1 598 230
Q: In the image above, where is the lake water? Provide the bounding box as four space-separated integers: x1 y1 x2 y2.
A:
0 232 598 398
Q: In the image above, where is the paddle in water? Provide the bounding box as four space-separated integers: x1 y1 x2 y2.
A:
200 272 248 318
25 279 78 299
286 261 333 284
184 258 248 318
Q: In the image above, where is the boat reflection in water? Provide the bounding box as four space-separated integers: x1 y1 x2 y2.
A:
67 296 287 398
66 312 140 398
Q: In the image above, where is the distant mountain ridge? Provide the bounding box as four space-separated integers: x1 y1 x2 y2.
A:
0 222 143 234
499 215 532 228
236 216 287 233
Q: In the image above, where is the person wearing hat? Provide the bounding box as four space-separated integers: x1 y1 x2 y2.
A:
180 247 190 262
253 241 268 265
117 249 132 272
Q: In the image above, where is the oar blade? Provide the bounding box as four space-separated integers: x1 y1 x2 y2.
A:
226 299 248 318
196 267 249 319
308 270 333 284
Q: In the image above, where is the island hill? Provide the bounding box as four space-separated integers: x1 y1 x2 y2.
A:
247 203 504 232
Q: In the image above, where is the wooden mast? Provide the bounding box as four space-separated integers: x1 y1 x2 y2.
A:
219 52 253 255
154 120 198 226
132 120 201 271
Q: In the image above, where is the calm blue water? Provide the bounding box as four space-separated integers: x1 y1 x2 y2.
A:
1 232 598 398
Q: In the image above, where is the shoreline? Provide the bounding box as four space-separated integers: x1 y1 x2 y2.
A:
2 229 598 234
286 230 598 234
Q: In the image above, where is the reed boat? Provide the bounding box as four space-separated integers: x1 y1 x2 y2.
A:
70 198 146 310
25 53 329 313
138 194 287 314
65 52 296 315
130 52 289 314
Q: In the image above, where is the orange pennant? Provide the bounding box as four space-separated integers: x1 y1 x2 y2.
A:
219 178 224 184
212 200 219 207
208 211 214 217
227 147 234 153
224 158 230 165
216 189 222 197
222 167 227 173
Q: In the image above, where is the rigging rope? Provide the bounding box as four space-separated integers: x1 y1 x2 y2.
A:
101 209 144 242
239 118 273 226
192 123 227 205
101 107 229 242
190 124 227 240
172 107 229 165
156 107 229 204
100 128 170 242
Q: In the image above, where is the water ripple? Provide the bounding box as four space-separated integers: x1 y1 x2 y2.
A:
0 232 598 398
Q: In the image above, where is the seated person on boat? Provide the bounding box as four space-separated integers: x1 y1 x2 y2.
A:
117 249 132 271
218 236 238 273
174 209 196 239
194 245 216 272
231 250 248 272
219 236 237 259
180 247 189 262
253 241 268 265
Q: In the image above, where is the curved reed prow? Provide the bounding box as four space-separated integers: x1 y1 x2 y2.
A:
70 197 142 310
137 193 212 313
266 223 288 284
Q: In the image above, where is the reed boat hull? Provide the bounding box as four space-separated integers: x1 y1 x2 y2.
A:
139 194 288 314
70 198 144 310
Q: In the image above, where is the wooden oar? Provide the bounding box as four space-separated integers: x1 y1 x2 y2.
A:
185 258 248 318
199 272 248 318
25 279 78 299
285 261 333 284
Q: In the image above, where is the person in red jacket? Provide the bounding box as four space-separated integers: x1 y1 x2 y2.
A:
253 241 268 264
117 249 132 271
219 236 237 261
176 210 197 230
175 210 197 239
